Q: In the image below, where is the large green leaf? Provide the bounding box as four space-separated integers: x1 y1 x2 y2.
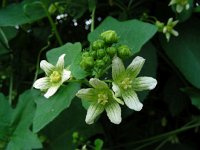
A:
0 0 47 26
88 16 157 53
42 99 103 150
6 90 42 150
161 18 200 89
33 83 80 133
46 42 86 79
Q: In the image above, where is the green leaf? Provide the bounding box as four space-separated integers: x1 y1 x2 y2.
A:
33 83 80 133
46 42 87 79
161 18 200 89
42 99 103 149
0 0 47 26
6 90 42 150
88 16 157 53
0 93 13 141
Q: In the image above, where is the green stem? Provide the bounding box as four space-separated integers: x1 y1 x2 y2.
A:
32 1 63 45
154 138 169 150
91 7 96 32
114 120 200 148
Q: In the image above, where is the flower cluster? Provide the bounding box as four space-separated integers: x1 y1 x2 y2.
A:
76 55 157 124
169 0 190 13
155 18 179 42
33 30 157 125
80 30 132 77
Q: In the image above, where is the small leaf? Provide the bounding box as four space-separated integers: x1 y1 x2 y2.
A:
94 139 104 150
88 16 157 53
33 83 80 132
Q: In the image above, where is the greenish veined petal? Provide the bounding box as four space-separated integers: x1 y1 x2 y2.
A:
176 4 184 13
89 78 109 89
56 54 65 70
61 69 71 83
122 90 143 111
105 101 121 124
111 91 124 105
76 88 97 102
40 60 55 76
44 85 60 98
112 82 121 97
85 103 104 124
168 0 176 5
132 77 157 91
33 77 51 90
112 56 125 80
126 56 145 79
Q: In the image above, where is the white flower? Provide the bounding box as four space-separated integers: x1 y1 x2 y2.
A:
163 18 179 42
112 56 157 111
76 78 124 124
169 0 190 13
33 54 71 98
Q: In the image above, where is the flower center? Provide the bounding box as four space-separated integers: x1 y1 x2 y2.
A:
50 71 61 83
97 93 108 105
120 77 132 90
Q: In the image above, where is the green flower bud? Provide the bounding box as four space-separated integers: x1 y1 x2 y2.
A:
117 45 132 59
155 21 164 32
82 52 90 58
80 56 94 70
103 55 111 64
90 50 97 58
97 49 106 58
92 40 105 50
95 60 105 68
106 47 117 57
100 30 119 44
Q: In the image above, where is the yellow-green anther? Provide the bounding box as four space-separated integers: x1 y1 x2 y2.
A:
50 71 61 83
97 93 108 105
120 77 132 90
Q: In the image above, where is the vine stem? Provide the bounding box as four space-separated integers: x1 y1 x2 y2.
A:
113 120 200 148
31 1 63 45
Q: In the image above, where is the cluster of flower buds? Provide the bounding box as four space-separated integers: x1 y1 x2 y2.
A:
80 30 132 76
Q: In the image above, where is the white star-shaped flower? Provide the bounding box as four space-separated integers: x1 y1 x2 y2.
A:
33 54 71 98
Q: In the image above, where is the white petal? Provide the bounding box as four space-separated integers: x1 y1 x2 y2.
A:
40 60 55 76
56 54 66 70
127 56 145 78
61 69 71 83
105 102 121 124
112 82 121 97
33 77 50 90
171 30 179 37
168 0 176 6
44 85 60 98
89 78 108 89
163 27 167 33
166 33 171 42
176 5 183 13
122 90 143 111
112 91 124 105
85 103 104 124
133 77 157 91
76 88 97 102
112 56 125 80
185 4 190 10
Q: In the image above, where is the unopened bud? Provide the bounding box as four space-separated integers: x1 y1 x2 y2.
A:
97 49 106 58
106 47 117 57
100 30 118 44
92 40 105 50
117 45 132 59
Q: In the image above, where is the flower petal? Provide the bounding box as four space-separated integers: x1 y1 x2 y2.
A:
76 88 97 102
89 78 108 89
85 103 104 124
122 90 143 111
111 91 124 105
61 69 71 83
176 5 183 13
112 82 121 97
112 56 125 80
56 54 66 70
132 77 157 91
168 0 176 6
127 56 145 78
33 77 50 90
105 102 121 124
40 60 55 76
44 85 60 98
